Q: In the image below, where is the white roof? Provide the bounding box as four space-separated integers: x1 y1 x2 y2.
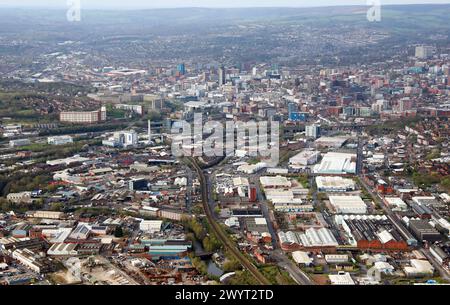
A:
259 176 291 188
377 230 394 244
329 272 355 285
329 196 367 214
313 152 356 174
385 197 407 207
254 218 267 225
292 251 312 265
289 149 320 164
233 177 250 187
140 220 163 232
316 176 355 190
411 259 434 273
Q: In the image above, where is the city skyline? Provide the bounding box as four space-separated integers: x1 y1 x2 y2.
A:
1 0 450 9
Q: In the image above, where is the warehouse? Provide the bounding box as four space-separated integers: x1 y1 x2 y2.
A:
11 248 53 274
265 189 294 202
289 149 320 166
316 176 356 192
292 251 313 266
68 224 91 240
403 259 434 277
278 227 339 252
313 152 356 175
329 196 367 214
328 272 355 285
325 254 349 264
47 243 78 256
384 197 408 211
273 201 314 213
140 220 163 233
314 136 349 148
430 245 449 265
259 176 291 189
408 220 441 242
335 215 409 251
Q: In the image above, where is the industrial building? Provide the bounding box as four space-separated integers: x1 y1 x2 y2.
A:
314 136 348 148
6 192 33 204
328 272 355 285
289 149 320 166
292 251 313 266
316 176 356 192
278 228 339 252
259 176 291 189
408 220 441 242
47 135 73 145
403 259 434 277
313 152 357 175
9 138 31 148
384 197 408 211
60 106 107 124
140 220 163 233
11 249 53 274
329 196 367 214
103 130 139 148
335 215 409 251
47 243 78 256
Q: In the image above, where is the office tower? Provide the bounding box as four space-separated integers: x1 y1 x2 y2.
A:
306 124 321 139
415 46 433 59
218 66 226 85
177 63 186 75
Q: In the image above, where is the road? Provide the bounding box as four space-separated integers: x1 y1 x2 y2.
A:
249 174 278 249
272 250 314 285
421 248 450 282
185 157 271 285
357 154 450 282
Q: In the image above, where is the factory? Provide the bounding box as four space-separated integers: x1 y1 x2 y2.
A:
289 149 320 166
329 196 367 214
384 197 408 211
314 136 349 148
408 220 441 242
278 228 339 252
316 176 356 192
335 215 409 251
259 176 291 189
313 152 357 175
47 135 73 145
140 220 163 233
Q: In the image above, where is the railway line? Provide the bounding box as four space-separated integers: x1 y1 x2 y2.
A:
185 157 271 285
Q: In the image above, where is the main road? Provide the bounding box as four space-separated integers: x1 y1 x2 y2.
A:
185 157 271 285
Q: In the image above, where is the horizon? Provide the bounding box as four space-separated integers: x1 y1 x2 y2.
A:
1 0 450 10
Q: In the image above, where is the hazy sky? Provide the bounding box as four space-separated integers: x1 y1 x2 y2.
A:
1 0 450 9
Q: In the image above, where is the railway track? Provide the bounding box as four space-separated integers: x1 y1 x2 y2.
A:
186 157 271 285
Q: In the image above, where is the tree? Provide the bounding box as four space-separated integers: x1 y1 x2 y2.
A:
114 226 124 238
148 110 162 121
50 202 64 212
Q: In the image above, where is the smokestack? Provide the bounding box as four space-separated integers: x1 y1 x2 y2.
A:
148 119 151 145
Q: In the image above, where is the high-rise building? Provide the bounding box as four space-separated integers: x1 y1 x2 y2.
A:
415 46 433 59
177 63 186 75
218 66 226 85
60 106 106 124
399 98 413 112
305 124 321 139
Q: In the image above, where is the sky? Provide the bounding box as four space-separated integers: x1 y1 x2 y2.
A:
1 0 450 9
